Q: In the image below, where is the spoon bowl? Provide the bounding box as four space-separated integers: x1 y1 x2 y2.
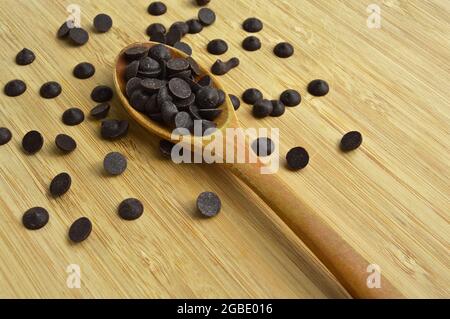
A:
114 41 237 144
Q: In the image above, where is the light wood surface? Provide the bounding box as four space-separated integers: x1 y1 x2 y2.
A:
115 42 402 298
0 0 448 298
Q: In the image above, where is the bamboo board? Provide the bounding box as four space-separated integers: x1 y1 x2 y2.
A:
0 0 448 298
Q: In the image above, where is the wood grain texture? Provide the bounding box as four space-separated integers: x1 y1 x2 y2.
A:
114 42 403 298
0 0 448 298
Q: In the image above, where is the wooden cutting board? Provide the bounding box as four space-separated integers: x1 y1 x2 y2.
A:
0 0 448 298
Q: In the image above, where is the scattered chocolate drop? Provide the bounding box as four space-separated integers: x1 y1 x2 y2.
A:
242 88 263 104
73 62 95 79
308 79 329 97
159 139 175 158
90 103 110 120
93 13 113 33
280 89 301 107
69 27 89 46
274 42 294 58
22 130 44 154
187 19 203 34
146 23 166 37
16 48 36 65
207 39 228 55
0 127 12 146
50 172 72 197
340 131 363 152
286 147 309 170
23 207 49 230
270 100 285 117
197 192 221 217
252 99 273 118
148 1 167 16
243 17 263 32
101 119 129 140
62 108 85 126
69 217 92 243
40 81 62 99
55 134 77 153
57 21 71 38
161 100 178 125
4 80 27 97
229 94 241 110
171 21 189 36
118 198 144 220
103 152 127 176
198 7 216 26
196 0 211 6
91 85 113 102
121 46 226 136
252 137 275 157
242 36 261 51
211 57 239 75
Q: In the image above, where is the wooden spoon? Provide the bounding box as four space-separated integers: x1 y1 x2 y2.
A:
114 42 402 298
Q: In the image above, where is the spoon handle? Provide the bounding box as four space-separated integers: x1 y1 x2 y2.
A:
228 159 402 298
